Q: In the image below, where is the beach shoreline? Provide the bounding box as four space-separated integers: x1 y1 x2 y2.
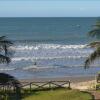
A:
19 75 95 83
19 76 96 90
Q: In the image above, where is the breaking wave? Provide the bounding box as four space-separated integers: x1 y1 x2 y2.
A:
0 43 95 71
11 43 93 62
14 44 87 51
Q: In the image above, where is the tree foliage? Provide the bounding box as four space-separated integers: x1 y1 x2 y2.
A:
85 19 100 68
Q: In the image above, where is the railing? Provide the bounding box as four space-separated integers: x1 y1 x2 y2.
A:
96 74 100 90
21 80 71 91
0 80 71 99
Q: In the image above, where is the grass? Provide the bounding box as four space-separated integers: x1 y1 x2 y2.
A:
22 89 93 100
0 88 93 100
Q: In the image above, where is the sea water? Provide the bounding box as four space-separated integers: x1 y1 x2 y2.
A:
0 17 100 79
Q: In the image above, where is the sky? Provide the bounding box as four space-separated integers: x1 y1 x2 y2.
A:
0 0 100 17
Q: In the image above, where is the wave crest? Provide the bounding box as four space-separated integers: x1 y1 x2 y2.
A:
14 44 87 51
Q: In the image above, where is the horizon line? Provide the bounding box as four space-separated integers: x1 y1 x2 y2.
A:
0 16 99 18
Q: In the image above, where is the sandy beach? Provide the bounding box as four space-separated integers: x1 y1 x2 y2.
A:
19 76 96 90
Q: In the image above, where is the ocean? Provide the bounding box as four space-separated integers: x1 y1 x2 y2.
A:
0 17 100 79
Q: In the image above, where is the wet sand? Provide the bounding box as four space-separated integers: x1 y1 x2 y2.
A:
19 76 95 83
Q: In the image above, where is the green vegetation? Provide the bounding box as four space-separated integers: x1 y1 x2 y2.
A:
0 36 13 63
85 19 100 68
0 36 21 100
22 89 93 100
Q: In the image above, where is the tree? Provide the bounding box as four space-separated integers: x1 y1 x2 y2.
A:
85 19 100 68
88 19 100 39
0 36 13 63
0 36 21 100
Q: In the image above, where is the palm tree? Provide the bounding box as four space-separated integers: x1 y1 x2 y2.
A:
0 73 21 93
0 36 13 63
88 19 100 38
85 19 100 68
0 36 21 99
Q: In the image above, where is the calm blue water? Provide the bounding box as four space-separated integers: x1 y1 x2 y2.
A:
0 17 100 79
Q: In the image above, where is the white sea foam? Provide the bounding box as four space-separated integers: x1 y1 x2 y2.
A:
8 43 94 66
22 65 100 71
22 65 59 70
23 65 38 70
3 43 94 71
14 44 87 51
12 56 88 62
0 68 16 71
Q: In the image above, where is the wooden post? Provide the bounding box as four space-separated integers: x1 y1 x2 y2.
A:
5 94 8 100
30 83 32 92
95 74 97 90
49 81 51 89
69 80 70 89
